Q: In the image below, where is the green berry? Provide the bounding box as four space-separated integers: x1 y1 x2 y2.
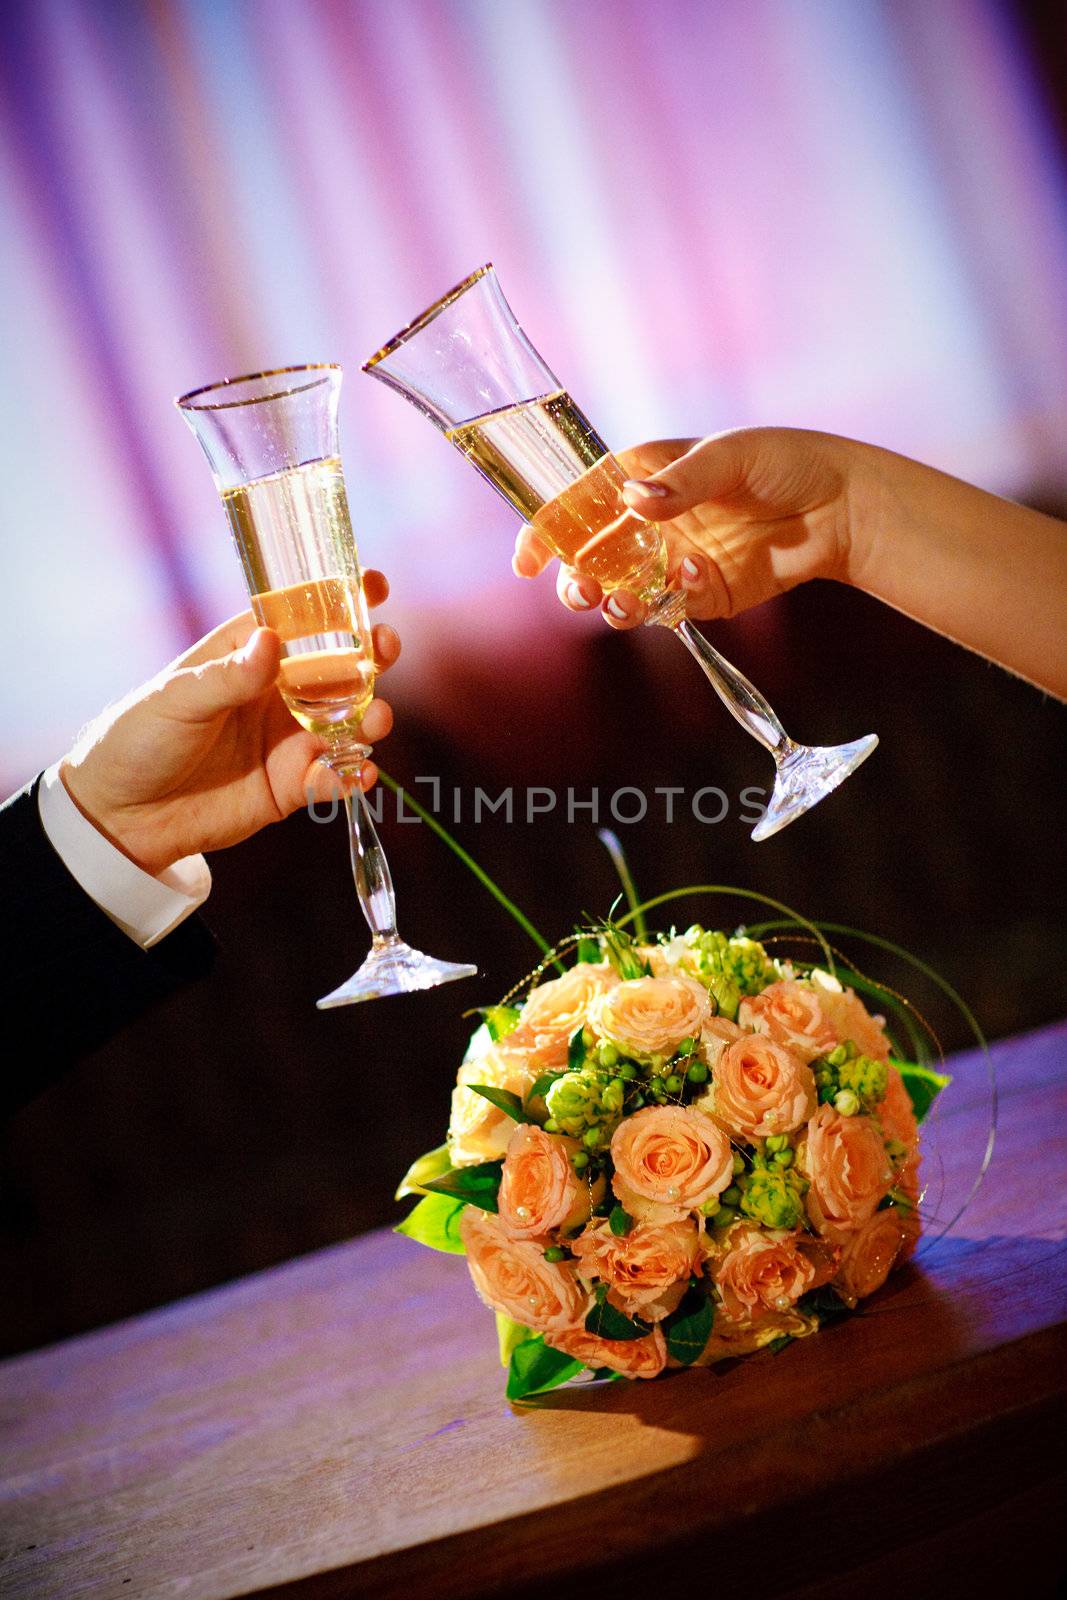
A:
543 1246 565 1263
712 1204 738 1227
701 1196 721 1217
571 1150 589 1171
773 1148 794 1168
687 1061 708 1084
731 1151 745 1175
721 1184 742 1207
740 1166 805 1230
583 1126 602 1149
618 1062 638 1081
765 1134 787 1153
597 1041 619 1069
664 1074 683 1095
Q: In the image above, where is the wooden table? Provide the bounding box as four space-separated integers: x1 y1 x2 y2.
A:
2 1023 1065 1600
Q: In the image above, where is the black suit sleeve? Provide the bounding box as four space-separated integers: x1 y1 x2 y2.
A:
0 777 215 1115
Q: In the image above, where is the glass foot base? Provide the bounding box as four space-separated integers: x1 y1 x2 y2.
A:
751 734 879 843
317 941 478 1008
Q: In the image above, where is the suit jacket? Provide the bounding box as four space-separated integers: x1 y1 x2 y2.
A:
0 778 215 1116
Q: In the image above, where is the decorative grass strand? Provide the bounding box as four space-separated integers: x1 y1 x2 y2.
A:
597 829 647 941
615 886 835 972
375 770 564 972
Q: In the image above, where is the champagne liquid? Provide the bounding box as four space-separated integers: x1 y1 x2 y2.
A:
221 458 375 742
447 390 667 598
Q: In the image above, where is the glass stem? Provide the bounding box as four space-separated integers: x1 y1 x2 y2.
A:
654 604 794 760
324 747 399 945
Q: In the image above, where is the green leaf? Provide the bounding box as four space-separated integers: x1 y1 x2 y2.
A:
894 1060 952 1123
395 1142 452 1200
526 1071 565 1106
797 1284 852 1326
584 1287 649 1342
482 1004 521 1041
599 919 647 981
468 1084 531 1123
506 1336 584 1400
663 1282 714 1366
496 1311 532 1367
423 1159 503 1213
568 1026 586 1073
765 1334 795 1356
608 1204 632 1237
576 935 602 964
394 1193 467 1254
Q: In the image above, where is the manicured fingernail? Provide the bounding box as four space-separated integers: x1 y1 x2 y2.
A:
681 557 701 585
566 582 592 609
606 596 629 620
623 478 669 499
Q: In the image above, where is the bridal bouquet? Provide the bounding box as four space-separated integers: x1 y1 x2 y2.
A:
396 889 952 1399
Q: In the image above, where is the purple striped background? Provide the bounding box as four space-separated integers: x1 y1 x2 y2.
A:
1 0 1065 785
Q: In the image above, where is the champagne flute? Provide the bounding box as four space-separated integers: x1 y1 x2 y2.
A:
363 267 877 841
176 365 477 1005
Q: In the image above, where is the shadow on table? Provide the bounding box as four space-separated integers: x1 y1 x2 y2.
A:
518 1257 969 1436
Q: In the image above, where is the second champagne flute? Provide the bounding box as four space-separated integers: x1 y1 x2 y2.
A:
176 364 477 1006
363 266 877 841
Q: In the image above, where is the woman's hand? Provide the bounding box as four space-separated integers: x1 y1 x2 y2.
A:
61 570 401 875
513 427 859 627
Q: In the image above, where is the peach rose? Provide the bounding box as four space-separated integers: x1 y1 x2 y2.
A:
460 1206 590 1333
694 1308 817 1365
711 1035 817 1139
611 1105 733 1222
699 1015 745 1075
571 1218 701 1319
712 1226 816 1321
509 963 617 1068
738 980 837 1064
836 1208 910 1303
800 1104 894 1242
896 1154 922 1258
448 1044 535 1167
546 1321 668 1379
809 970 891 1061
590 974 710 1061
498 1123 592 1239
796 1233 842 1290
878 1065 919 1152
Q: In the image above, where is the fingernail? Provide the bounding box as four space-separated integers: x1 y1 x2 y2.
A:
623 478 669 499
566 582 592 609
606 596 629 620
681 557 701 585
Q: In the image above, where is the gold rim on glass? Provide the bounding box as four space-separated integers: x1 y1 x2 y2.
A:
362 264 493 371
175 363 341 412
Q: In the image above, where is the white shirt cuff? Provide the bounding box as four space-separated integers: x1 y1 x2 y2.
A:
37 763 211 949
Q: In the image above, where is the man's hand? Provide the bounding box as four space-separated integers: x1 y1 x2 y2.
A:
62 570 400 875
